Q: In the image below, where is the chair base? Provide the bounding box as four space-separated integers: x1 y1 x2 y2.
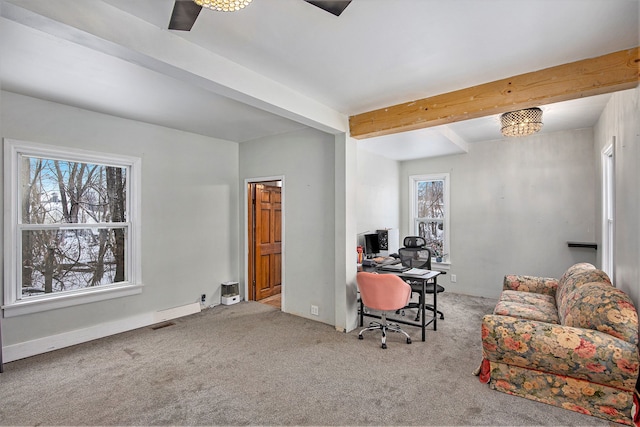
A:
402 280 445 321
398 303 444 321
358 313 412 349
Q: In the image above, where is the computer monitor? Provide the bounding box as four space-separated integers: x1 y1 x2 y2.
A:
364 233 381 258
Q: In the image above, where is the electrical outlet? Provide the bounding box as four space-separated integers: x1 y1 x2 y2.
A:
200 294 206 303
311 305 319 316
451 274 457 283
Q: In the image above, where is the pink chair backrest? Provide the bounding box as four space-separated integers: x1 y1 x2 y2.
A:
357 272 412 311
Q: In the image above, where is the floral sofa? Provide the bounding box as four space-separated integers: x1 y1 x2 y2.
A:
477 262 640 425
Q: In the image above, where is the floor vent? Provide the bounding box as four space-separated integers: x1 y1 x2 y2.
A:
151 321 176 330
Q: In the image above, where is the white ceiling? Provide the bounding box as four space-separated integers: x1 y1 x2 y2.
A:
1 0 638 160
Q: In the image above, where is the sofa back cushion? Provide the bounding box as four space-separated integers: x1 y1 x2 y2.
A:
560 282 639 345
556 263 594 303
556 264 611 310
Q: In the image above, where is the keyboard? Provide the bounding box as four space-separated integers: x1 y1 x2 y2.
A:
377 257 401 266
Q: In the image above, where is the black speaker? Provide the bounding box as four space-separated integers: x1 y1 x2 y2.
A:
377 230 389 251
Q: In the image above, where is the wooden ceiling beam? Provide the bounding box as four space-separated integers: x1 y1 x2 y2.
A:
349 46 640 139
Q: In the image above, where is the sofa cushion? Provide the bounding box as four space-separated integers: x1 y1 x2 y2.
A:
561 282 639 346
503 275 558 296
556 267 611 312
494 290 560 324
500 289 556 306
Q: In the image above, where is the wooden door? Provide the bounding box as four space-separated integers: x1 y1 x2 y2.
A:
251 183 282 301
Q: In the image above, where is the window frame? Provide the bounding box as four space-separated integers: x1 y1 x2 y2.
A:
409 173 451 267
601 141 614 278
3 139 142 317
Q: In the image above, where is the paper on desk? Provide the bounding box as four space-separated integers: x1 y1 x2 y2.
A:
405 268 431 275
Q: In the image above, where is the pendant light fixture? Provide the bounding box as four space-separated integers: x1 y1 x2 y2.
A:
193 0 252 12
500 107 543 137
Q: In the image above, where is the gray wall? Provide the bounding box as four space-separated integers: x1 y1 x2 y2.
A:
4 87 637 356
356 149 401 238
399 128 597 299
239 128 337 325
594 87 640 306
1 91 240 347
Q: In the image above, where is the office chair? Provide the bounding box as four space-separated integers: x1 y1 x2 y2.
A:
357 272 412 349
397 236 445 321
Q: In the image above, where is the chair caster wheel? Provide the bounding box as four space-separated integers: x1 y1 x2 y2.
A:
358 335 363 340
381 343 387 349
407 338 412 344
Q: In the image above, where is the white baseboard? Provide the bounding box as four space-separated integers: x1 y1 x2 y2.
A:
2 302 201 363
153 302 201 323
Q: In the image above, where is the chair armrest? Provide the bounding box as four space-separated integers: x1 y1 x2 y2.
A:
503 275 558 296
482 314 640 390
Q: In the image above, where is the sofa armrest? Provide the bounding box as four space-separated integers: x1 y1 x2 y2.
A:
503 275 558 296
482 314 640 390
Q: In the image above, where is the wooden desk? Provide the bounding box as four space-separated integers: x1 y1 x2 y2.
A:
358 266 441 342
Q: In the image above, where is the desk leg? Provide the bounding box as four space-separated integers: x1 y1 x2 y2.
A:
421 279 426 342
0 310 3 373
433 276 438 331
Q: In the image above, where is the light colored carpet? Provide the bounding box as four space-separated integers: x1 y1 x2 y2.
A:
0 292 619 426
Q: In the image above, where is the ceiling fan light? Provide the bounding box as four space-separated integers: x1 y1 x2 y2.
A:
194 0 253 12
500 107 543 137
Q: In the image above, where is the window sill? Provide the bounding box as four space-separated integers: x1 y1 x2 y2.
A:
2 283 143 317
432 261 451 271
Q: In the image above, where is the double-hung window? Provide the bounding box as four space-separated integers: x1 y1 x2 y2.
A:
3 140 142 316
409 173 450 265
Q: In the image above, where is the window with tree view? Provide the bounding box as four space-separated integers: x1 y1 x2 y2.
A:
21 157 127 296
5 140 141 315
411 173 450 262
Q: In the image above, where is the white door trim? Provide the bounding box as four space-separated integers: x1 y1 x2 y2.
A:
243 176 285 310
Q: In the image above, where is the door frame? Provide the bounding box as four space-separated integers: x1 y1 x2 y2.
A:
601 140 615 279
244 175 285 310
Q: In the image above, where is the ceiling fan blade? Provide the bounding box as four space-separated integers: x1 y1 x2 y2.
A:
169 0 202 31
304 0 352 17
